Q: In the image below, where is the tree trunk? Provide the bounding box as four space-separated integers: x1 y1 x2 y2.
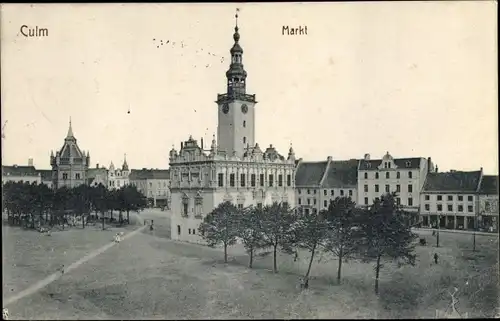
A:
304 243 317 285
273 244 278 273
110 210 113 222
224 242 228 263
102 212 105 230
337 247 343 284
375 254 381 295
127 210 130 224
248 246 254 268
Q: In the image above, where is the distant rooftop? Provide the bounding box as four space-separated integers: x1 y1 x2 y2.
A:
479 175 498 195
129 168 170 180
423 170 482 193
2 165 39 177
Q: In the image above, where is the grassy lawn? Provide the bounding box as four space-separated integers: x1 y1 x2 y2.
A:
3 218 498 320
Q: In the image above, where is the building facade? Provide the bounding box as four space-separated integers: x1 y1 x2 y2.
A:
477 175 498 232
2 165 42 185
50 120 90 189
357 152 434 211
87 164 108 187
107 155 130 189
419 170 482 230
129 168 170 207
295 157 359 214
169 19 296 244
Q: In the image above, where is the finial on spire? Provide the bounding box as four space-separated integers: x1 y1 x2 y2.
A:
66 116 74 138
235 8 240 27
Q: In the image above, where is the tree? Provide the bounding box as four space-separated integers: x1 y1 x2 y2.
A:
323 197 362 284
89 184 110 230
237 206 266 268
33 183 53 228
72 185 91 228
198 201 239 263
358 192 418 294
290 208 329 288
121 185 147 224
260 202 295 273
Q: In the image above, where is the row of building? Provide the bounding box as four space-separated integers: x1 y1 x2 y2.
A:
2 122 170 208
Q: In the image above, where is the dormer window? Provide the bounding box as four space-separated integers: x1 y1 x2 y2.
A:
406 161 411 167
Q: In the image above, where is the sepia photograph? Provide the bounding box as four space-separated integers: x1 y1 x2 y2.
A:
1 2 498 319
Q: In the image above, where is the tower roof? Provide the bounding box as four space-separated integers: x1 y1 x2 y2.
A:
225 10 248 94
58 119 85 159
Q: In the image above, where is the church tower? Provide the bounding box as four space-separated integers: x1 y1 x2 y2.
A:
216 12 257 158
50 118 90 189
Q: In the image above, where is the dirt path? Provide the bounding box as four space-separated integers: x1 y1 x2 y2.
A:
3 224 147 307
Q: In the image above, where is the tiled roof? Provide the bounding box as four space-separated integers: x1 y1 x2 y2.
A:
129 169 170 180
479 175 498 195
359 157 423 170
295 161 328 186
87 168 108 179
36 169 53 181
322 159 359 188
2 165 39 177
422 171 482 193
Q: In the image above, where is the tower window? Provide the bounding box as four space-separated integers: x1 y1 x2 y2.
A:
243 121 246 127
63 173 68 180
243 137 246 144
76 173 80 180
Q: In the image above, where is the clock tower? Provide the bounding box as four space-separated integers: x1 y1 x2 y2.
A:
216 13 257 158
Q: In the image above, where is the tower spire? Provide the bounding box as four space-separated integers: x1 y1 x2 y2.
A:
226 9 247 96
66 116 74 139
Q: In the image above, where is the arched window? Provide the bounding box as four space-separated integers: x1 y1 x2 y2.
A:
243 137 246 144
243 121 246 127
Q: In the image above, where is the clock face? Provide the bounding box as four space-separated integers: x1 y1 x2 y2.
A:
222 103 229 114
241 104 248 114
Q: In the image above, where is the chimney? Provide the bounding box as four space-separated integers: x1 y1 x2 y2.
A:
28 158 34 167
427 157 432 173
96 163 99 169
181 142 184 149
327 156 332 161
201 138 204 149
364 153 370 160
436 165 439 173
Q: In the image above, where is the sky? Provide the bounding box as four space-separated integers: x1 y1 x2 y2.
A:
1 2 498 174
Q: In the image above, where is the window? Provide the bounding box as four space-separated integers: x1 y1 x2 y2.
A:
375 185 379 193
287 174 291 187
307 189 311 194
467 196 473 202
425 204 430 211
408 184 413 193
340 190 344 196
250 174 256 187
364 185 368 192
314 190 317 194
385 172 390 179
364 197 369 205
408 198 413 206
397 172 400 179
243 137 246 144
375 172 379 179
283 202 288 208
385 185 390 193
269 174 274 187
364 173 368 179
447 205 453 212
437 195 442 201
177 225 181 235
149 182 152 188
298 189 302 195
237 204 243 209
230 174 235 187
307 199 311 205
313 198 317 205
183 203 188 215
188 228 191 235
408 171 413 179
241 174 246 187
330 190 334 196
313 208 317 214
324 190 327 196
324 200 328 207
485 201 491 212
397 198 401 206
243 121 246 127
76 173 81 180
468 205 473 212
298 198 302 205
458 195 463 201
425 195 430 201
447 195 453 201
192 229 195 235
260 174 264 187
218 173 224 187
458 205 463 212
63 173 68 180
278 175 283 187
437 204 442 211
349 190 353 197
257 203 262 209
396 184 401 193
